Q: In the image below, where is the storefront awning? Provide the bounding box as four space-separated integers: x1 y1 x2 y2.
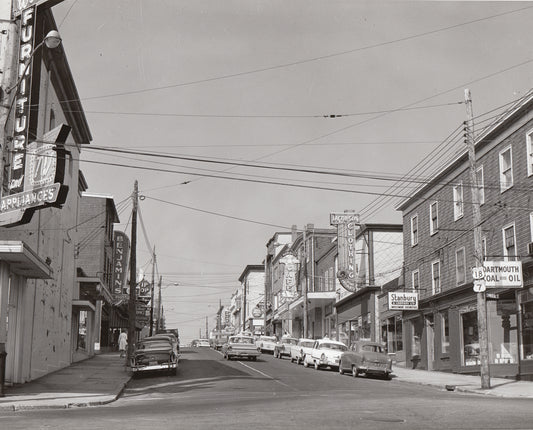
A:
76 277 114 305
0 241 53 279
72 300 96 312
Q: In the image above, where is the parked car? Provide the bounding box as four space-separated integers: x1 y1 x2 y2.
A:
151 333 180 354
290 338 315 364
213 335 229 351
197 339 210 347
256 335 277 353
222 335 261 361
338 341 392 379
273 336 298 359
130 337 179 376
303 338 347 370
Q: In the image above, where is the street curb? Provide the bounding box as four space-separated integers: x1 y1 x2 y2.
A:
0 377 132 411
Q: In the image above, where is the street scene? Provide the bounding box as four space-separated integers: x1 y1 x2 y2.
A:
1 0 533 428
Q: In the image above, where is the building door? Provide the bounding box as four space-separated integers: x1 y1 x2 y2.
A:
426 314 435 371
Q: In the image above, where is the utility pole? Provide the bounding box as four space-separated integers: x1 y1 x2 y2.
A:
465 89 490 389
205 316 208 339
127 181 138 362
303 228 308 339
149 246 156 336
242 280 247 333
156 275 162 332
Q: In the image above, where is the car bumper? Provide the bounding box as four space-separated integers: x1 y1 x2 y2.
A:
319 357 340 367
132 362 178 372
358 364 391 374
228 351 261 358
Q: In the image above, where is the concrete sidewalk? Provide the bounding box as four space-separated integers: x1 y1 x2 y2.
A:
392 365 533 399
0 353 131 411
0 352 532 411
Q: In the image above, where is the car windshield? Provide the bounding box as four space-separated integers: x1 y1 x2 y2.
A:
282 338 297 345
230 337 254 344
138 341 171 351
261 336 276 342
361 345 385 353
319 343 347 351
300 341 314 348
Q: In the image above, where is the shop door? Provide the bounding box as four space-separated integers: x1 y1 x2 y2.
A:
425 314 435 371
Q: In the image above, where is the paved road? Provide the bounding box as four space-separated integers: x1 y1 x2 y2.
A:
1 347 532 429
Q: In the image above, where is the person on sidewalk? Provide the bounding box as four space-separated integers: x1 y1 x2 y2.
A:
118 330 128 358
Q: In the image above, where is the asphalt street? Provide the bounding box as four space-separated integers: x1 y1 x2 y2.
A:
1 347 532 429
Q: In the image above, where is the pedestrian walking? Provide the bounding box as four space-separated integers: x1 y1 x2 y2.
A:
118 330 128 358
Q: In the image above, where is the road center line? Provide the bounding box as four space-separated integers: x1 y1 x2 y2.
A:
236 360 294 390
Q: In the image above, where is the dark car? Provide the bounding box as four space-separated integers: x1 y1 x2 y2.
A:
338 341 392 379
130 337 179 376
273 336 298 359
222 335 261 361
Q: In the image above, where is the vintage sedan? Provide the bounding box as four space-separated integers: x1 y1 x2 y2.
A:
338 341 392 379
130 337 179 376
303 339 347 370
256 335 277 353
290 338 315 364
222 335 261 361
273 336 298 359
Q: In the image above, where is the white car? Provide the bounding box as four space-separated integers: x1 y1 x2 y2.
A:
303 338 348 370
274 336 298 359
197 339 210 347
256 335 277 353
290 338 315 364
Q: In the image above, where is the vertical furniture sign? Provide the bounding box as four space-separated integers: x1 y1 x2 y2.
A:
10 6 36 195
330 211 360 292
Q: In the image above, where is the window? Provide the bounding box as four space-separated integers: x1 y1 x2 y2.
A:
431 261 441 294
429 201 438 235
441 311 450 354
526 130 533 176
411 215 418 246
499 146 513 192
476 165 485 205
530 212 533 242
456 247 466 285
482 237 487 261
453 182 464 220
502 224 517 261
412 269 420 291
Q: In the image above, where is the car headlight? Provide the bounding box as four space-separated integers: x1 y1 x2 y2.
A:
227 346 232 351
321 353 326 361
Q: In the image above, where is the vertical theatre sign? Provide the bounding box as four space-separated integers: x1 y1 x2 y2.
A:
112 231 130 295
0 5 69 226
280 252 299 300
330 211 360 292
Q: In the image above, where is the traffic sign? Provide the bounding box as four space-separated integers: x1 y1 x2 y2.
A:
472 267 485 280
473 280 486 293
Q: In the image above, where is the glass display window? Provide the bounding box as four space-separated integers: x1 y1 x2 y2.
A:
522 301 533 360
462 310 479 366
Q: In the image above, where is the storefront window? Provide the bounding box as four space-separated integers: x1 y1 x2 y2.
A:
488 297 517 364
77 310 88 350
523 301 533 360
382 316 403 353
441 311 450 354
462 310 479 366
411 317 423 358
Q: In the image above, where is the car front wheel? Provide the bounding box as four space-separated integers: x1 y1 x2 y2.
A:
352 366 359 377
339 362 344 375
314 361 319 370
303 358 309 368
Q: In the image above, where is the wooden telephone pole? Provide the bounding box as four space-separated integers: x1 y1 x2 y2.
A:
465 89 490 389
149 247 156 336
127 181 138 361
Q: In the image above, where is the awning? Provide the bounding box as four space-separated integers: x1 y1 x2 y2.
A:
72 300 96 312
0 240 52 279
76 277 114 305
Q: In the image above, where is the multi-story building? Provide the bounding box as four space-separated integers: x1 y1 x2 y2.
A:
74 193 121 359
238 264 265 335
0 8 92 383
397 92 533 379
334 223 403 346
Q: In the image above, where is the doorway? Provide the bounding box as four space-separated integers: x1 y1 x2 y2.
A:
426 314 435 371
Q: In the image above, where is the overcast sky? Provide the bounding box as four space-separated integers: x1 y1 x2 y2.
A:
52 0 533 343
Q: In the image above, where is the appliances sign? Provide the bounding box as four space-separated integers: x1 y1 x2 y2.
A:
388 292 419 310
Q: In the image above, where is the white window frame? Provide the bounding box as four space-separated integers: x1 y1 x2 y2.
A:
502 222 517 261
456 247 466 286
411 214 418 247
412 269 420 291
431 260 441 295
476 165 485 206
527 128 533 177
429 201 438 235
499 145 514 192
530 213 533 242
453 182 464 221
482 237 487 261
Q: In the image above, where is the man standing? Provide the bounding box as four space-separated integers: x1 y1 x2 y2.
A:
118 330 128 358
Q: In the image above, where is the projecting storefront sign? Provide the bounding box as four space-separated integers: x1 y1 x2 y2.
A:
1 6 70 227
477 261 523 289
388 292 419 310
12 0 65 17
112 232 130 295
330 211 360 292
280 252 299 299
